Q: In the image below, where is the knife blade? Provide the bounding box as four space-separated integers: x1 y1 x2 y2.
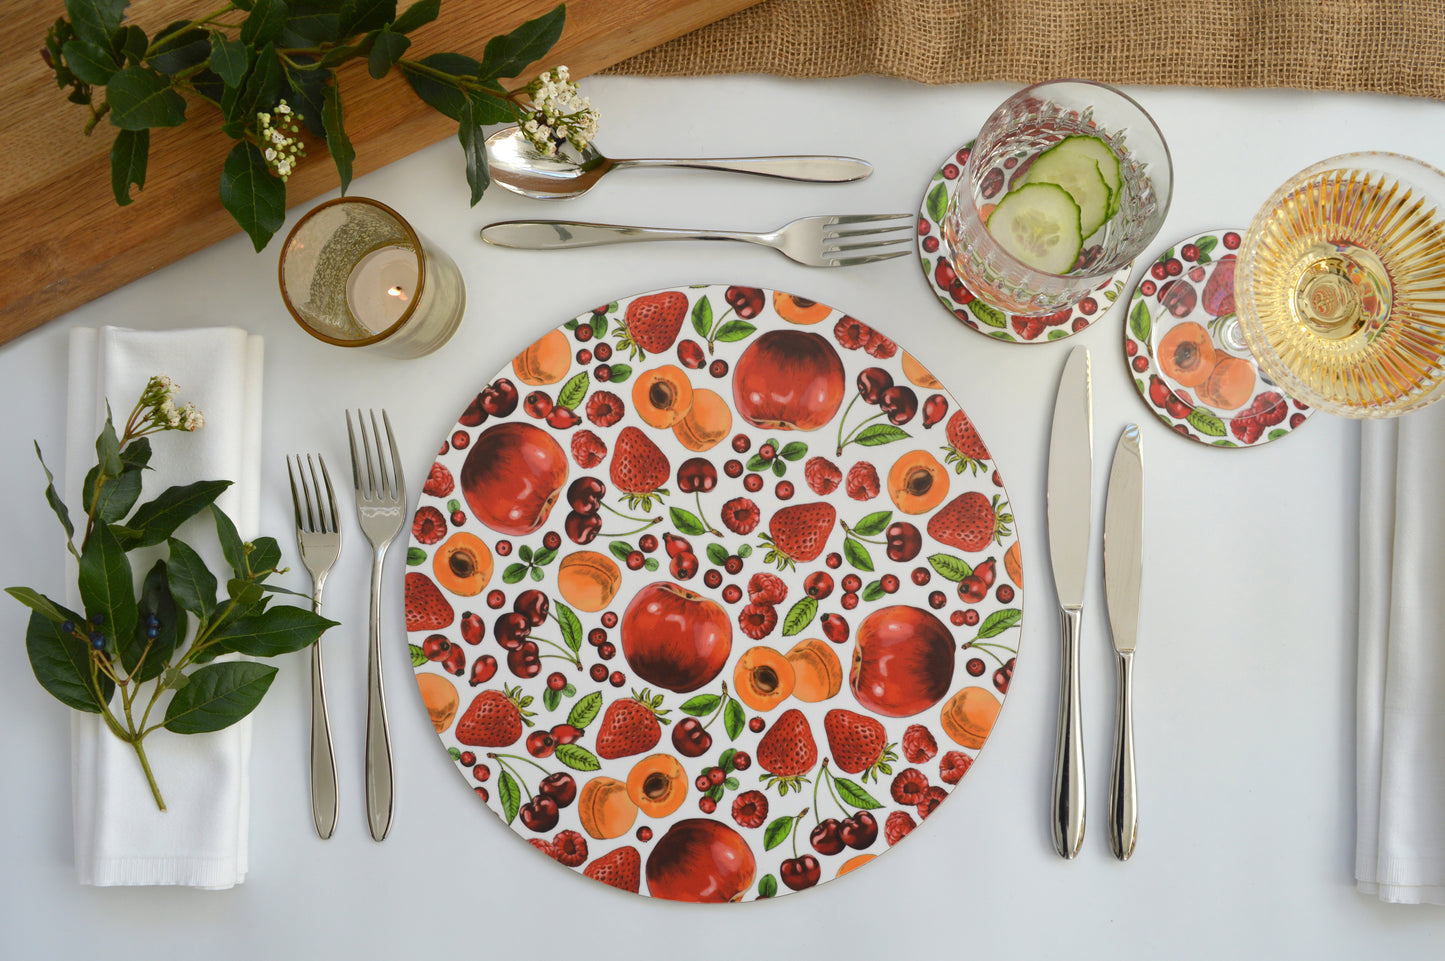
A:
1104 424 1144 861
1047 345 1092 860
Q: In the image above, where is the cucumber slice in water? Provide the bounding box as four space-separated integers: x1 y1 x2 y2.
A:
985 182 1083 274
1025 148 1111 239
1050 135 1124 218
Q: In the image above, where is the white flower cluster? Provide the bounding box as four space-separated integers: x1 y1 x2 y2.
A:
141 375 204 432
256 100 306 181
521 66 599 158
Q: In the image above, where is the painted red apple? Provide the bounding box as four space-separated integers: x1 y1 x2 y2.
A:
849 605 955 717
461 421 568 536
646 818 756 902
732 329 845 431
621 583 732 693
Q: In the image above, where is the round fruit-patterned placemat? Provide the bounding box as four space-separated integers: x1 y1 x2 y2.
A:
1124 229 1316 448
404 286 1024 903
916 141 1130 344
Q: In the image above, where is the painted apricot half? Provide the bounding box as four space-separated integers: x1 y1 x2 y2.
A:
673 388 732 451
557 550 622 612
1156 321 1216 388
578 775 638 839
772 291 831 325
887 450 949 515
1196 354 1256 411
433 532 492 596
633 364 695 429
785 638 842 702
416 673 458 733
512 328 572 385
837 853 877 877
901 352 944 389
734 646 797 712
939 686 1000 750
1004 540 1023 588
626 754 688 818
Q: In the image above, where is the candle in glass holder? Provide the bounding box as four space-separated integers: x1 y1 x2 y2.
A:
345 245 420 333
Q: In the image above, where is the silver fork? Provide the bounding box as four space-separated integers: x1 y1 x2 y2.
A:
288 455 341 841
347 410 405 842
480 213 915 267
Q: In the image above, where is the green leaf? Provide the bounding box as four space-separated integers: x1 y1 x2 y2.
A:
123 560 185 683
281 2 340 45
706 543 729 566
713 320 757 343
1268 428 1289 440
763 815 794 850
221 42 281 137
843 536 874 572
926 181 949 224
758 874 778 898
746 454 769 473
393 0 440 32
607 541 633 563
115 24 148 65
78 522 137 647
1129 297 1152 344
607 363 632 384
781 596 817 636
410 644 426 667
67 0 126 46
211 604 335 657
220 141 286 251
555 371 589 410
368 23 410 78
95 414 122 476
737 544 752 558
90 468 142 524
458 102 488 206
1197 235 1218 257
542 686 562 711
164 661 278 734
34 443 76 551
498 769 521 823
567 690 603 729
148 27 210 76
927 553 972 582
862 580 885 602
706 783 724 802
852 510 892 537
853 424 910 447
407 547 427 566
205 503 245 577
109 127 148 206
969 300 1006 329
107 65 187 130
771 459 786 478
679 693 721 717
281 56 330 138
975 607 1022 639
724 698 745 740
319 81 356 196
241 0 288 46
247 537 282 578
210 32 250 87
555 601 582 652
477 3 565 81
779 442 808 462
119 480 232 550
27 610 110 713
833 776 883 809
1186 408 1226 437
718 747 737 772
167 537 217 616
691 296 713 337
401 52 481 122
555 744 601 772
6 587 69 625
669 506 706 537
63 39 118 84
643 557 659 572
343 0 396 33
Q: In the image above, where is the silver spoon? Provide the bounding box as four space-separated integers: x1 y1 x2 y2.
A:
484 125 872 200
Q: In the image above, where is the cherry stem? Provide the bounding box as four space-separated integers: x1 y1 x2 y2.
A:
963 640 1015 666
599 501 657 524
811 760 824 824
822 763 851 817
694 492 721 536
700 683 730 732
790 806 810 858
834 394 861 454
486 753 537 800
707 304 738 353
839 521 885 546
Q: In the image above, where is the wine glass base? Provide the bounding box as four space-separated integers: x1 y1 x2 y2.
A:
1124 229 1318 448
917 141 1131 344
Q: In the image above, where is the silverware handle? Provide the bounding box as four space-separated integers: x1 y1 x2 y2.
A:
482 220 769 250
613 155 872 182
365 553 394 841
1052 606 1086 859
1109 651 1137 860
309 620 339 840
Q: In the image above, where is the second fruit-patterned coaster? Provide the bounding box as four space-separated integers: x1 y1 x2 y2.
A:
916 141 1131 344
1124 229 1317 448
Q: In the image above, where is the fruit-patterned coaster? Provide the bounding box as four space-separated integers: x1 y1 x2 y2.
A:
405 285 1025 903
1124 229 1316 448
916 141 1131 344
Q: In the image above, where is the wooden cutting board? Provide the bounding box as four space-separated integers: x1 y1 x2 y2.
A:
0 0 759 345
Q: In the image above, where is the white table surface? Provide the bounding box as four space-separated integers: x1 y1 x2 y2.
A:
3 75 1443 957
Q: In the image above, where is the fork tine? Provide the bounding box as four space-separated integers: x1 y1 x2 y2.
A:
823 223 916 242
299 455 320 531
369 410 392 499
829 249 913 267
827 213 914 227
346 411 363 493
287 456 305 530
382 410 405 501
306 454 329 534
360 409 378 498
318 455 340 533
825 237 915 255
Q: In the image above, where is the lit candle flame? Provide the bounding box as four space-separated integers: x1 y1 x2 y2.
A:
388 285 409 303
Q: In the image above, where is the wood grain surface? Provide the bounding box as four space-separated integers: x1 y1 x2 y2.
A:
0 0 758 345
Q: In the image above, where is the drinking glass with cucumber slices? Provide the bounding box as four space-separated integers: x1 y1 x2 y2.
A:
944 80 1173 315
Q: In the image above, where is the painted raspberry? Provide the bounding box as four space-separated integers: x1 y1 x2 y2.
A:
738 603 779 640
412 505 446 545
901 725 938 764
834 315 872 350
423 462 454 498
747 572 788 606
846 462 880 500
586 390 625 428
732 789 769 828
529 837 559 860
917 785 947 820
884 810 916 846
571 429 607 468
864 330 897 359
890 767 929 805
720 497 761 535
804 456 842 495
939 750 972 784
552 829 588 867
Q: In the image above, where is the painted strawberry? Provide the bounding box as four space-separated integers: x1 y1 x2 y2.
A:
455 684 533 747
942 409 990 474
759 502 835 569
405 572 454 631
757 708 818 791
423 462 454 497
622 291 688 355
610 426 670 509
823 708 897 782
583 845 641 892
927 491 1012 553
595 689 670 759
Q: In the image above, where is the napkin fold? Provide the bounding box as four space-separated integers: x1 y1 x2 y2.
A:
67 326 264 890
1356 405 1445 906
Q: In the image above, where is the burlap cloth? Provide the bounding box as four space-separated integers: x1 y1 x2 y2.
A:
607 0 1445 100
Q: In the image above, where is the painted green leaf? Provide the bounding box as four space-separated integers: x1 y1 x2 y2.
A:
567 690 603 729
852 510 892 537
556 371 589 410
1186 408 1226 437
926 181 949 224
974 607 1022 639
781 596 817 636
163 661 278 734
498 769 521 823
969 300 1006 328
555 744 601 772
757 874 778 898
853 425 909 447
607 363 632 384
833 776 883 810
706 543 729 566
927 552 972 582
1130 297 1151 343
555 601 582 652
724 698 745 740
843 536 874 572
779 442 808 462
713 320 757 343
692 296 713 338
409 644 426 667
862 580 885 602
679 693 721 717
763 815 794 850
669 506 706 537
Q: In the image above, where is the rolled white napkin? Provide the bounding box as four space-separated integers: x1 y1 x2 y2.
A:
66 326 264 890
1356 405 1445 906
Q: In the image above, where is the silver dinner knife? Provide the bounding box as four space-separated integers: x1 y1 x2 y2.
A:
1104 424 1144 861
1048 346 1092 859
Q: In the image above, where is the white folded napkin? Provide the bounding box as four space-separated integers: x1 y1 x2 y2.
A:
1356 404 1445 906
66 326 264 890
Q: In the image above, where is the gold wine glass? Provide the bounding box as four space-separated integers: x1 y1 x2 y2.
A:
1236 152 1445 417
